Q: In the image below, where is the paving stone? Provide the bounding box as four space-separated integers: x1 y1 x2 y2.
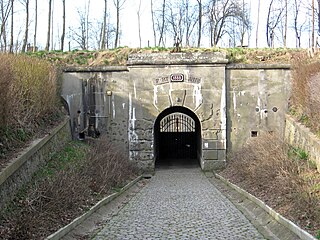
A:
93 168 265 239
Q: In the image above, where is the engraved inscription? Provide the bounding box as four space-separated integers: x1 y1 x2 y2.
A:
187 76 201 84
170 74 184 82
154 76 169 85
154 74 201 85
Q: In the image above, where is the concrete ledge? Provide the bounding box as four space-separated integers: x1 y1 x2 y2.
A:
227 63 291 69
63 66 129 72
46 175 143 240
0 118 70 186
127 52 228 65
285 114 320 172
216 174 316 240
0 118 72 209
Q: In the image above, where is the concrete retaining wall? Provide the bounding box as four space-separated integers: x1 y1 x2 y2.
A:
285 114 320 172
0 118 72 209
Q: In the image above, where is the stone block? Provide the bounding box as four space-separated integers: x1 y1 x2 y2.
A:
201 159 226 171
203 149 218 160
129 141 153 151
202 140 226 150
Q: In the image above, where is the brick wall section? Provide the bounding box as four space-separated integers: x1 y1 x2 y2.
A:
285 114 320 172
0 118 72 209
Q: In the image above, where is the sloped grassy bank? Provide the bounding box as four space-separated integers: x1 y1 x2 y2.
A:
0 138 138 239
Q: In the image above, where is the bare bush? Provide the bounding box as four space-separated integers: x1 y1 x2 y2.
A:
0 54 62 160
85 137 138 194
0 140 138 239
222 132 320 236
291 52 320 134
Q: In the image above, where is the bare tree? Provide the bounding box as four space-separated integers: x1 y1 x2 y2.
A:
85 0 90 49
266 0 285 48
137 0 142 48
237 0 250 46
9 0 13 53
0 0 12 51
33 0 37 51
113 0 126 48
151 0 156 46
255 0 260 47
292 0 305 47
283 0 288 48
100 0 107 49
206 0 244 47
60 0 65 51
157 0 166 46
45 0 52 51
21 0 29 52
69 9 89 50
196 0 202 47
184 0 199 47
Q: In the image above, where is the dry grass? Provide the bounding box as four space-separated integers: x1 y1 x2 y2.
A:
0 138 138 239
0 54 62 161
221 132 320 237
291 52 320 135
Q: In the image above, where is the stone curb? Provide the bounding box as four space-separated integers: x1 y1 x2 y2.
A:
46 175 143 240
0 118 70 187
216 174 316 240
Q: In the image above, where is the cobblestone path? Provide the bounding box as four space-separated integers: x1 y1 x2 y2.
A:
94 168 265 239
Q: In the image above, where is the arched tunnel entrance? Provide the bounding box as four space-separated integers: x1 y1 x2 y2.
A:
154 107 201 168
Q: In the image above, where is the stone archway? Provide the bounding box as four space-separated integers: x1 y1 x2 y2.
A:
154 106 201 168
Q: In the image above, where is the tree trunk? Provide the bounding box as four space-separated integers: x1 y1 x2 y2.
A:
256 0 260 47
158 0 166 46
151 0 156 46
86 0 90 50
21 0 29 53
101 0 107 49
283 0 287 48
9 0 13 53
45 0 52 51
33 0 37 51
137 0 142 48
1 1 11 51
61 0 66 51
197 0 202 48
114 0 120 48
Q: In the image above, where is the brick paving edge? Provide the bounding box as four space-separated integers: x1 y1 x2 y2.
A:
216 174 316 240
45 175 143 240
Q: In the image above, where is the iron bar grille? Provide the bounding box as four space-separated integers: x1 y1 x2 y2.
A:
160 113 195 132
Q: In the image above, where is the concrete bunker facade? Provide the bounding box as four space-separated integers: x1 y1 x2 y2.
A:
62 52 291 172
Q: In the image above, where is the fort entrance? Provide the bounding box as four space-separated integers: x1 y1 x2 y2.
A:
154 106 201 167
61 52 291 173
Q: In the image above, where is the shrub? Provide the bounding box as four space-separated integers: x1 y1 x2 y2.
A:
0 139 138 239
0 54 61 158
222 132 320 236
291 52 320 135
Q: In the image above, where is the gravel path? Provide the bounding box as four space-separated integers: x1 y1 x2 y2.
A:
93 168 265 239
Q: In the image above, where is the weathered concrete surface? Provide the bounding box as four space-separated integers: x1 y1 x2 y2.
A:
62 53 291 172
227 65 291 151
93 168 265 239
285 114 320 172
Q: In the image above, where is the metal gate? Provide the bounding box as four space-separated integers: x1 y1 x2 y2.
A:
159 113 197 159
